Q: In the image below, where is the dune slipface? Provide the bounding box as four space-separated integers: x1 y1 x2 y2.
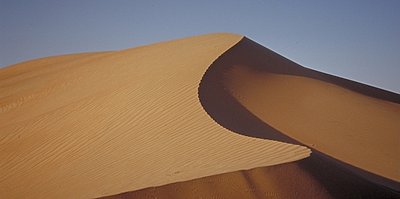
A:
206 38 400 190
0 33 311 199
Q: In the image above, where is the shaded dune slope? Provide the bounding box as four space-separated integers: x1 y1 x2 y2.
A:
0 34 310 199
198 37 400 191
106 36 399 198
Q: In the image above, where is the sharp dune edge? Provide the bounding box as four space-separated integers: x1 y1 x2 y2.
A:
0 33 399 198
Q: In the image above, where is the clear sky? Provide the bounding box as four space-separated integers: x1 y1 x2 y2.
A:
1 0 399 93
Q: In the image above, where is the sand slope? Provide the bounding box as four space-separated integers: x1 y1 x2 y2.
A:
0 33 310 199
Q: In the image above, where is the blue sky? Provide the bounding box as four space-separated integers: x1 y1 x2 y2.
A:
1 0 399 93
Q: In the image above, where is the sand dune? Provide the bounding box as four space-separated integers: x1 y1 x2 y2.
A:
106 34 399 198
1 33 398 199
0 33 310 199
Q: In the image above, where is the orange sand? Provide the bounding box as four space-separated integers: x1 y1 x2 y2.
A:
0 34 309 199
1 33 399 199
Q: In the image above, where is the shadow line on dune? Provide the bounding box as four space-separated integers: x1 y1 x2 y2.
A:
198 37 400 197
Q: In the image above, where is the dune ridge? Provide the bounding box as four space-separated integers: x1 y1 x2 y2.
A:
0 33 311 199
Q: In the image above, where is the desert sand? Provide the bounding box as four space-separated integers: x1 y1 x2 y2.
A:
0 33 309 199
1 33 399 198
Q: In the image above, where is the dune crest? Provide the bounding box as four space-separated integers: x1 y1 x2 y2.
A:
0 33 310 199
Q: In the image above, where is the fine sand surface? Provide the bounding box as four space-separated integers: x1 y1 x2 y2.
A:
0 33 310 199
1 33 399 198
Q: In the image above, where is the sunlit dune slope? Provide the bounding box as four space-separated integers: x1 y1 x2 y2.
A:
0 33 310 199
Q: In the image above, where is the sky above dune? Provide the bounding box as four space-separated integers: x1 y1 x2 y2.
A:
1 0 399 93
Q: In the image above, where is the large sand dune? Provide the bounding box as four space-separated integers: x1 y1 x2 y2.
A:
105 35 400 198
0 33 310 199
1 33 399 198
